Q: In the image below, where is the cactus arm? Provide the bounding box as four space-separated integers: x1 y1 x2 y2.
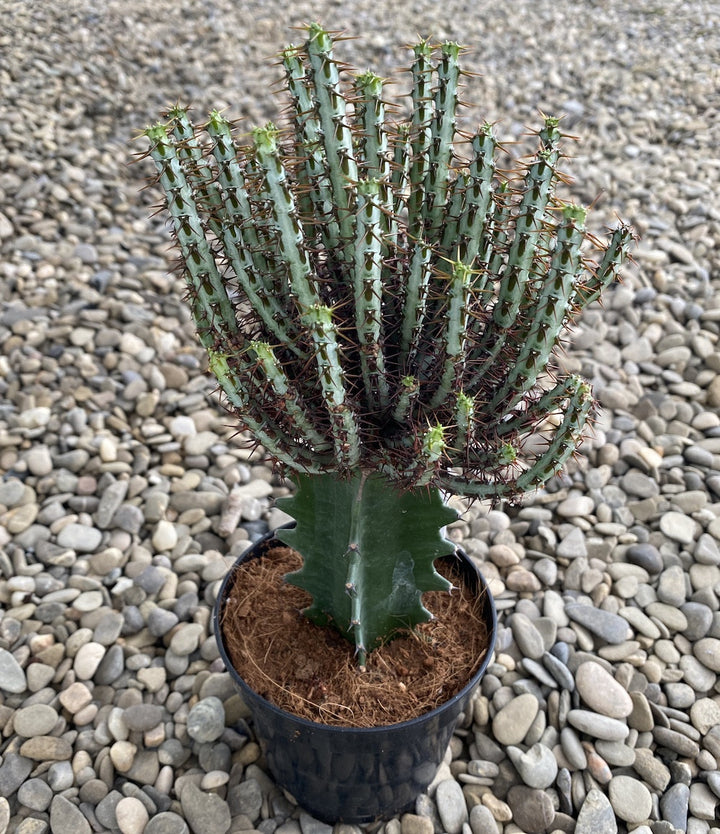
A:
438 375 593 498
145 124 238 349
305 23 358 258
276 472 455 666
354 72 389 180
398 241 433 369
493 117 563 329
515 375 594 490
281 46 340 253
428 260 473 409
207 350 327 474
306 305 362 469
354 179 390 411
392 375 419 423
487 204 587 411
248 341 332 452
451 122 498 265
406 40 435 233
204 112 301 352
576 222 635 307
424 42 462 237
454 391 475 459
252 124 320 311
167 107 225 225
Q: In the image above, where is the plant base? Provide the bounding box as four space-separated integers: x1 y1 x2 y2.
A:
214 529 496 823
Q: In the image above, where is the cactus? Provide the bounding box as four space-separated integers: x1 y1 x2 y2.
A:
144 24 633 664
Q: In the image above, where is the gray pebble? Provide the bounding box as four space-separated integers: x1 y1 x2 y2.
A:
50 795 92 834
565 603 632 644
507 743 558 789
567 709 629 741
0 754 33 797
17 778 53 812
576 789 617 834
145 812 191 834
506 785 555 834
123 704 164 731
608 775 653 824
435 779 467 834
187 697 226 743
660 783 689 831
0 648 27 694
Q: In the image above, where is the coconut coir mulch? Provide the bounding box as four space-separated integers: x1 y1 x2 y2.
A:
220 546 491 728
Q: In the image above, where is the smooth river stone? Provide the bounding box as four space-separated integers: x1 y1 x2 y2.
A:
565 604 632 644
609 776 652 824
492 694 539 745
575 788 617 834
575 661 633 718
567 710 629 741
12 704 59 737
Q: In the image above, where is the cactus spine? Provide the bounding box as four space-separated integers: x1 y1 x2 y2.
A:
145 25 633 661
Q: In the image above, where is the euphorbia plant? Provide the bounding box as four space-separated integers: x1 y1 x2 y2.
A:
144 23 633 667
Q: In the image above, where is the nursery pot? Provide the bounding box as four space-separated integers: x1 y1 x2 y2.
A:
214 527 497 824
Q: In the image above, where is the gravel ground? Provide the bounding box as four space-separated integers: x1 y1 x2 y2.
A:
1 1 720 833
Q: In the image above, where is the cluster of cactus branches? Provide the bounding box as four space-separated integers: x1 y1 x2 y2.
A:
144 23 633 503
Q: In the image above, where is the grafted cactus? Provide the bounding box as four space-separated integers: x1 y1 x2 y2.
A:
144 23 633 664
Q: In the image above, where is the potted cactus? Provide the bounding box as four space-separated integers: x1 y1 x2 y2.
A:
144 23 633 823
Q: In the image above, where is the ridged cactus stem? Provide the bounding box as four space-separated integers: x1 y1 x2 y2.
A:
493 117 562 329
305 24 358 259
398 242 433 369
248 341 332 452
487 204 588 412
579 222 636 307
281 47 340 252
168 107 224 225
306 304 362 469
207 350 327 474
277 473 455 664
429 260 473 409
252 124 320 312
407 40 434 231
392 375 419 423
354 179 390 411
424 42 462 237
204 112 299 352
439 375 593 497
144 124 238 349
451 123 498 265
354 72 390 180
454 391 475 458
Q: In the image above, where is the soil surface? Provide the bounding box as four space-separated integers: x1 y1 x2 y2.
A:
220 546 492 727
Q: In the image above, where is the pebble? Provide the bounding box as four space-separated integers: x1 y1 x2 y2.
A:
567 710 630 741
116 796 150 834
186 697 226 743
506 743 558 789
12 704 58 736
576 789 617 834
565 604 632 644
608 775 653 824
435 780 467 834
56 523 103 552
575 661 633 718
492 693 539 745
0 649 27 694
50 795 92 834
180 782 231 834
506 786 555 834
660 783 690 831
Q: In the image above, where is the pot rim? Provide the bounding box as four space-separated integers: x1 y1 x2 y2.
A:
213 525 497 733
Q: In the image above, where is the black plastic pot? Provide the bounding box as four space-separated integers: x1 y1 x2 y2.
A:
213 527 497 824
